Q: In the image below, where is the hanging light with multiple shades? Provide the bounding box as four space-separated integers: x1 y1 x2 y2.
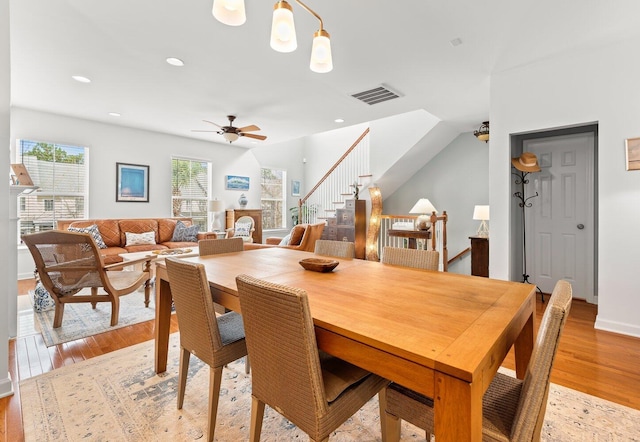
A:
212 0 332 73
474 121 490 142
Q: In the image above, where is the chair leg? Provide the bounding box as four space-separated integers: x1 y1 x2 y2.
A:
206 366 223 442
110 295 120 326
383 407 402 442
52 301 65 328
177 347 190 410
90 287 98 309
249 395 265 442
244 355 250 374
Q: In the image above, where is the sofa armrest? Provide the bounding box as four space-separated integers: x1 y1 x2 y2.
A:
265 237 282 245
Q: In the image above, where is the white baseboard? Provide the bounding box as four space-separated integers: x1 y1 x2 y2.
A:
0 373 14 399
594 316 640 338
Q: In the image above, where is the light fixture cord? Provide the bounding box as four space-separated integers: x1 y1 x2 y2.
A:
294 0 324 30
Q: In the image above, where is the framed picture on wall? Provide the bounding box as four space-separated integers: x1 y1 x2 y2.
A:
625 137 640 171
225 175 250 190
291 180 301 196
116 162 149 202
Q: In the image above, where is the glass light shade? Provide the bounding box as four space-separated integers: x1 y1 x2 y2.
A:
212 0 246 26
472 205 490 221
223 132 239 142
309 29 333 73
270 1 297 53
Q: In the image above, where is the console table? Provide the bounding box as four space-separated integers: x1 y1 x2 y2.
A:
388 229 431 249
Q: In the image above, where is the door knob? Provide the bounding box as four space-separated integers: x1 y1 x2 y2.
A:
577 224 584 230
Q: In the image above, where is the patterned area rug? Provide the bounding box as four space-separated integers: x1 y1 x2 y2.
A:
31 289 156 347
20 333 640 441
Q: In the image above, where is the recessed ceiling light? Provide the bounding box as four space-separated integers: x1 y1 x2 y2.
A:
335 118 344 123
449 38 463 47
166 57 184 67
72 75 91 83
108 112 121 117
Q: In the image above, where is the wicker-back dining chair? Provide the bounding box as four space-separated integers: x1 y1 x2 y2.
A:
198 236 244 256
383 279 573 442
381 246 439 271
235 274 390 442
314 239 355 259
22 230 152 328
165 258 248 442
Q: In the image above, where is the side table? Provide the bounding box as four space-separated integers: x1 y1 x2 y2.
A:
469 236 489 277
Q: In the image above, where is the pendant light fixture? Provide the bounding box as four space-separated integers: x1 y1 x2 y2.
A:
270 0 333 73
212 0 246 26
474 121 490 142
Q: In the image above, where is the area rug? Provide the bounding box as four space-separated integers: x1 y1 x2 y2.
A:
20 333 640 441
30 289 156 347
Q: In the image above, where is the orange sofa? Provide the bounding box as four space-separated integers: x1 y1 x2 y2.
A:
56 218 216 264
244 222 326 253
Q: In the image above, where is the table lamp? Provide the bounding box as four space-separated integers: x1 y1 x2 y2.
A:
473 205 490 237
409 198 437 230
209 199 225 231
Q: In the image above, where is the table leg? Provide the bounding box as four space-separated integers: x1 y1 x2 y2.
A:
514 307 535 379
434 372 483 441
154 268 172 374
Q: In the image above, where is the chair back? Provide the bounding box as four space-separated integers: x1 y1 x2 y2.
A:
199 237 244 256
235 274 328 419
314 240 355 259
510 279 572 441
381 246 439 271
22 230 105 299
165 258 226 366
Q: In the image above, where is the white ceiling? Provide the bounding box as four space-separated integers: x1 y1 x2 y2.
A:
9 0 640 148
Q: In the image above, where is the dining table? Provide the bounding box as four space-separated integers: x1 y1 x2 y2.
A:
154 247 536 442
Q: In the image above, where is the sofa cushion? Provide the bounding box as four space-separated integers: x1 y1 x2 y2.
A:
161 241 198 249
171 220 199 242
289 225 306 246
119 219 158 245
125 231 156 246
67 224 107 249
158 218 192 243
99 246 128 265
68 220 121 247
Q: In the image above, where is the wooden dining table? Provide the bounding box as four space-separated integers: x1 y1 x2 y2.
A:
154 247 536 442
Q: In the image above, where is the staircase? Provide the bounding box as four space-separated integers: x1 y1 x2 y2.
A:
297 128 371 225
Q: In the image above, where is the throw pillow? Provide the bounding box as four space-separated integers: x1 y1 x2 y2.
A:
278 233 291 246
125 231 156 246
289 225 306 246
32 281 55 312
234 222 251 237
171 220 199 242
67 224 108 249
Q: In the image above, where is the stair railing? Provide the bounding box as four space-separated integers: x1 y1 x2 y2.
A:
297 128 370 224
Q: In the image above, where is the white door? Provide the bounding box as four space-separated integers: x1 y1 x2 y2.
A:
524 133 595 302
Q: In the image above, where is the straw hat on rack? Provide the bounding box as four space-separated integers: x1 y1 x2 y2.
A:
511 152 541 172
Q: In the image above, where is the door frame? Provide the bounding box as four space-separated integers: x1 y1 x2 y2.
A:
509 123 598 302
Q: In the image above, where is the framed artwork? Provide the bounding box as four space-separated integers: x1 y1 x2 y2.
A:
291 180 301 196
625 137 640 171
116 162 149 202
225 175 250 190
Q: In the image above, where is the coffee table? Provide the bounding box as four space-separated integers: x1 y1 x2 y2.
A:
120 247 200 288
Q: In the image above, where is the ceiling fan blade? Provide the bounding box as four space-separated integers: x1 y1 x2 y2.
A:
242 133 267 140
203 119 222 128
191 130 220 133
238 124 260 132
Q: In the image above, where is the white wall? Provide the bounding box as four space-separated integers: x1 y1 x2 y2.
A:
491 36 640 337
1 0 14 398
384 133 490 274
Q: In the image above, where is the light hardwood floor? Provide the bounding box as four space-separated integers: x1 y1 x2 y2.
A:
1 280 639 441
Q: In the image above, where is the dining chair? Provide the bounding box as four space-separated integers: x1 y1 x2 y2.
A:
381 246 439 271
198 236 250 374
165 257 248 442
235 274 390 442
22 230 152 328
383 279 573 442
314 239 355 259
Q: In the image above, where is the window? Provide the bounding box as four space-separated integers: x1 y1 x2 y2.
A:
171 157 211 231
261 168 286 229
17 140 88 239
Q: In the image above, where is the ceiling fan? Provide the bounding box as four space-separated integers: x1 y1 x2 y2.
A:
192 115 267 143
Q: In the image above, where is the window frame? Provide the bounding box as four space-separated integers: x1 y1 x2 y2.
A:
260 167 287 231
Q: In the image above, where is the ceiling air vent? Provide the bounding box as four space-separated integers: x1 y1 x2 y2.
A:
351 85 402 105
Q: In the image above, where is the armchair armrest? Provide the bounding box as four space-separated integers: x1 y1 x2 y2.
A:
265 237 282 245
105 256 154 271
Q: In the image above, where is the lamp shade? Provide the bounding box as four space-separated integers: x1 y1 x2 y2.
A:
270 1 297 53
409 198 437 215
472 205 490 221
310 29 333 73
212 0 246 26
209 199 225 212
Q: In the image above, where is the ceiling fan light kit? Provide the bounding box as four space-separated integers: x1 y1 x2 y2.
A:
212 0 246 26
193 115 267 144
